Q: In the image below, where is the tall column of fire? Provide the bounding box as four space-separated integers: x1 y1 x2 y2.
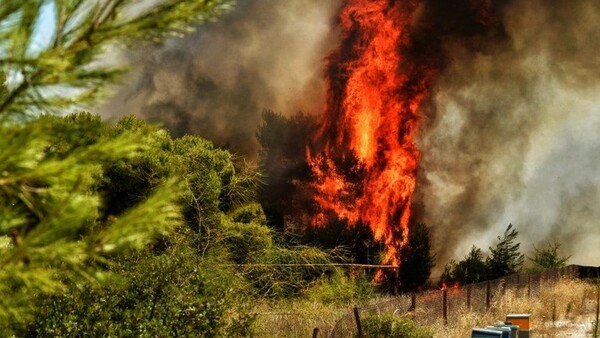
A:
309 0 502 278
308 0 435 273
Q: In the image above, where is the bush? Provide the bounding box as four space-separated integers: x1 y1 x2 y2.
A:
25 245 255 337
359 314 433 338
304 269 375 305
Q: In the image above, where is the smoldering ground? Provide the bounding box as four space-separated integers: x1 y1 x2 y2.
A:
99 0 600 273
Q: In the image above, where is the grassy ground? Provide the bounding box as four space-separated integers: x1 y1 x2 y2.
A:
426 278 597 337
252 278 599 337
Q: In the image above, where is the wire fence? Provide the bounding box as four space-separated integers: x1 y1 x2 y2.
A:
328 265 600 338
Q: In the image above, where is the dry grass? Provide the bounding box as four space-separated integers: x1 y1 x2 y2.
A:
252 298 355 337
428 278 598 337
252 278 598 337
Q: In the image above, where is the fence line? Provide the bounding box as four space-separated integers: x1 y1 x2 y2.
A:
220 263 400 269
327 265 600 338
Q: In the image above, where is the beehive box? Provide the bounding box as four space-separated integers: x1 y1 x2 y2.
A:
506 314 530 338
485 326 511 338
472 328 503 338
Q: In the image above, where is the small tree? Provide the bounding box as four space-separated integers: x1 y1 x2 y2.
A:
439 246 487 286
455 246 488 284
398 222 435 292
528 241 570 272
439 259 457 286
487 224 524 279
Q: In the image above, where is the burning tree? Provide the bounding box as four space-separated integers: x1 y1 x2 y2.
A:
308 0 505 284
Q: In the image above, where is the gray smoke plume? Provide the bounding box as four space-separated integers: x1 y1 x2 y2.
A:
419 0 600 273
98 0 600 274
98 0 339 158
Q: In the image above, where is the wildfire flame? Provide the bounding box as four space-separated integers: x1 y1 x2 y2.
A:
440 282 461 292
308 0 501 280
308 0 435 274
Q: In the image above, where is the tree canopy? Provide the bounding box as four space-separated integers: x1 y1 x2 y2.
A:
528 241 570 272
440 245 488 286
487 224 525 279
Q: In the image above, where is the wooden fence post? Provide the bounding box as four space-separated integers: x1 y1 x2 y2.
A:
409 293 416 311
443 289 448 325
527 275 531 298
354 307 363 338
486 280 491 310
312 327 319 338
594 282 599 338
466 285 472 310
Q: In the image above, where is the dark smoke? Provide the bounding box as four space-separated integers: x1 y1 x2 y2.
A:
97 0 600 275
418 0 600 273
98 0 339 159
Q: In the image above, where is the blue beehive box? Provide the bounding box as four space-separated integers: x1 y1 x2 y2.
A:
472 328 503 338
500 324 519 338
485 326 511 338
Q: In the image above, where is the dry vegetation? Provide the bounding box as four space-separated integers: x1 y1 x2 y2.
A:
426 278 598 337
253 299 350 337
253 278 599 337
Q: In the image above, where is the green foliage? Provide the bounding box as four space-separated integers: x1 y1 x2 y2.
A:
440 245 488 285
528 241 570 272
23 244 254 337
0 110 332 336
358 313 433 338
0 114 182 328
221 206 273 264
244 244 334 298
487 224 524 279
98 116 177 217
304 269 376 305
0 113 271 335
0 0 232 120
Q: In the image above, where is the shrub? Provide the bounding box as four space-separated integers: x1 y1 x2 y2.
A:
25 245 255 337
305 269 375 305
359 313 433 338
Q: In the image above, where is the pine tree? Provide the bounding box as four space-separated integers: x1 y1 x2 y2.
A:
439 245 488 285
0 0 232 120
0 0 232 329
486 224 525 279
398 222 435 292
528 241 570 272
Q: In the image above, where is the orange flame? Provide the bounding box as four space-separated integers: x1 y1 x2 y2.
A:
309 0 501 281
441 282 461 292
308 0 435 274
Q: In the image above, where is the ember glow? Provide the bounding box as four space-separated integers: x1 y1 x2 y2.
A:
308 0 434 270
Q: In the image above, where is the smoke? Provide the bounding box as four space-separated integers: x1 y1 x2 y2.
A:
418 0 600 272
98 0 339 158
97 0 600 273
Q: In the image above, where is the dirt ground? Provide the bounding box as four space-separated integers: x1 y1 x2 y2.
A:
534 314 597 337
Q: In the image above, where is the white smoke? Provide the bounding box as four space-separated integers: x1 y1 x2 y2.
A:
420 0 600 271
